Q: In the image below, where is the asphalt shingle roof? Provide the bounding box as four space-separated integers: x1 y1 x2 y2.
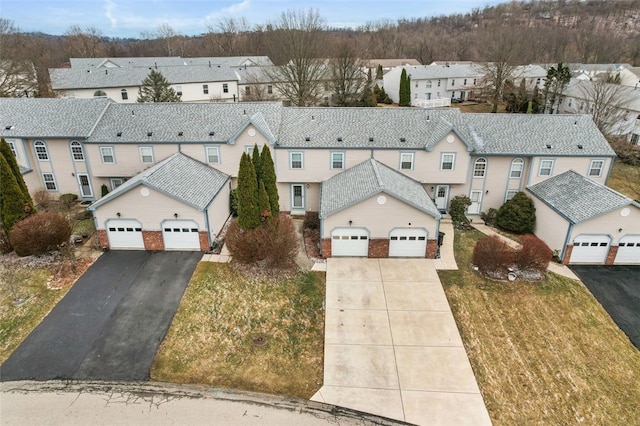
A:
527 170 635 224
50 65 238 90
0 97 111 138
87 102 282 144
89 152 229 211
404 64 486 80
69 56 273 69
320 158 441 219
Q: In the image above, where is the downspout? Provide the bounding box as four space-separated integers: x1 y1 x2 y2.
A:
204 209 212 250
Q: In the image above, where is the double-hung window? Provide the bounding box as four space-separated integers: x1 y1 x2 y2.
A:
42 173 57 191
223 83 229 93
441 153 455 170
588 159 604 177
70 141 84 161
510 158 524 178
473 158 487 177
121 89 128 100
290 152 303 169
400 152 414 170
206 146 220 164
331 152 344 169
100 146 115 164
139 146 154 163
203 84 209 94
6 140 17 157
539 159 554 176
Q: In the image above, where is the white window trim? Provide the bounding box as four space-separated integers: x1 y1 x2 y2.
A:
588 159 605 177
100 146 115 164
538 159 555 176
222 83 229 93
289 152 304 169
505 190 518 202
330 151 344 169
6 140 17 157
121 89 128 100
440 153 456 171
206 146 220 164
203 84 209 94
34 140 49 161
110 178 126 190
473 157 487 178
139 146 154 164
510 158 524 179
291 184 305 209
70 140 84 161
400 152 415 170
42 172 57 191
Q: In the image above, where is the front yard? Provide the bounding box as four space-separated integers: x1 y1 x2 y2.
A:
608 160 640 201
151 262 325 399
438 229 640 425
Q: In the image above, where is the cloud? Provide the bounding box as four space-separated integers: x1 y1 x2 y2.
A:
205 0 251 23
104 0 118 29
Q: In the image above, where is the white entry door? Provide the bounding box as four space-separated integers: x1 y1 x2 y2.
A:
106 219 144 250
331 227 369 257
468 190 483 215
389 228 428 258
435 185 449 211
570 235 611 264
162 220 201 250
291 184 305 214
614 235 640 264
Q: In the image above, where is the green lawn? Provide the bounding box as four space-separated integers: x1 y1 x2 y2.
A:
151 262 325 399
438 229 640 425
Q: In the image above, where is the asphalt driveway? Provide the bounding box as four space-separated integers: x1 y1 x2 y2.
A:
1 251 201 382
570 265 640 349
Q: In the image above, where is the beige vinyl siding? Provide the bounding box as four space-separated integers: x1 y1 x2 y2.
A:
206 181 231 238
322 194 438 239
28 138 89 195
570 206 640 245
94 184 205 231
528 157 611 186
529 196 572 252
277 182 320 212
469 156 529 211
87 143 179 177
275 149 371 182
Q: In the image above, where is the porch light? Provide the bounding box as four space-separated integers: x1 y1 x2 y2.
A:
174 213 179 218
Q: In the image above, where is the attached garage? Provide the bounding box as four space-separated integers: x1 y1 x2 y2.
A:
614 235 640 264
106 219 144 249
331 227 369 257
162 220 201 250
389 228 428 258
570 235 611 264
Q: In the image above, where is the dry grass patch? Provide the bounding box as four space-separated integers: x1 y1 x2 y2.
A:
151 262 325 399
607 160 640 201
439 229 640 425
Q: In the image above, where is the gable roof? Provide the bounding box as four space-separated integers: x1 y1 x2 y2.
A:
320 159 441 219
86 102 282 144
69 56 273 69
0 98 111 138
403 64 486 80
88 153 229 211
526 170 638 224
562 79 640 112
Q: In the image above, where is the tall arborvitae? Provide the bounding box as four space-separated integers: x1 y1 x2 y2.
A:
399 68 411 107
376 64 383 81
258 180 271 221
531 86 541 114
0 154 30 234
260 145 280 217
236 152 260 229
252 144 262 184
0 139 34 214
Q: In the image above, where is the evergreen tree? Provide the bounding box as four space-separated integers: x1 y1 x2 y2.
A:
260 145 280 217
137 69 181 102
236 152 260 229
399 68 411 107
542 63 571 114
1 139 31 201
496 192 536 234
0 154 30 234
518 79 529 113
367 68 372 84
258 180 271 221
252 144 262 184
375 64 383 81
531 86 541 114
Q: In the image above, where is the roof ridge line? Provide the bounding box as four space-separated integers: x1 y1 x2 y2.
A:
371 158 383 188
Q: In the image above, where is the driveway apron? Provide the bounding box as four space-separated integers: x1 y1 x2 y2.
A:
1 251 201 382
312 258 491 426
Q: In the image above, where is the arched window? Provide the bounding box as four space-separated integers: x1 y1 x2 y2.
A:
510 158 524 178
473 157 487 178
121 89 128 100
93 90 107 97
34 140 49 161
70 140 84 161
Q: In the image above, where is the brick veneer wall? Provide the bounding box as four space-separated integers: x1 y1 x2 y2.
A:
369 238 389 258
321 238 331 258
605 245 618 265
426 239 437 259
199 231 210 251
321 237 437 259
97 230 108 249
562 245 573 265
143 231 164 250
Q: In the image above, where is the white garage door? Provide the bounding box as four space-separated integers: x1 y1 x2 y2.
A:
331 227 369 257
570 235 611 264
614 235 640 265
162 220 201 250
106 219 144 250
389 228 428 258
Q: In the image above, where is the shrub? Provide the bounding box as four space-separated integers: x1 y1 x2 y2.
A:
303 211 320 230
33 190 54 210
226 216 298 268
9 212 72 256
449 195 472 225
480 208 498 226
59 193 79 209
609 136 640 166
101 184 109 197
516 234 552 272
496 192 536 234
0 228 11 254
472 235 516 278
230 189 238 216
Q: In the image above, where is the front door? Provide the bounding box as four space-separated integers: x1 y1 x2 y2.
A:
435 185 449 211
468 190 482 215
291 184 305 213
78 174 92 197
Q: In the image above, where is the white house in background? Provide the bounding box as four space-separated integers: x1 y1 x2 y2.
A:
558 79 640 145
619 67 640 88
512 65 547 91
0 60 38 97
362 59 421 76
49 65 240 103
568 63 631 81
68 56 273 69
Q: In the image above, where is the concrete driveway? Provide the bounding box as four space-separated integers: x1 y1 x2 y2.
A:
311 258 491 426
1 251 201 382
570 265 640 349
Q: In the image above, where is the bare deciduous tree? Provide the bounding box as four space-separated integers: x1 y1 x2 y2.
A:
329 43 367 106
64 25 104 58
478 28 520 113
205 17 250 56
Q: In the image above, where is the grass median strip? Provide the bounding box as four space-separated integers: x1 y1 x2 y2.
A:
151 262 325 399
438 229 640 425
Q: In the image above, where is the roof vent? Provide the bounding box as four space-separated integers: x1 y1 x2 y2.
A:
577 144 583 149
147 131 153 137
426 115 430 122
209 131 215 136
305 136 311 142
369 137 374 142
337 137 343 142
546 144 552 149
400 137 406 142
574 120 578 126
5 125 14 130
311 115 315 120
131 110 135 116
178 131 184 136
116 131 122 137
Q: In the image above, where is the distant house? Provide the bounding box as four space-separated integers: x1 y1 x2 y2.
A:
619 67 640 88
0 60 38 97
68 56 273 69
362 59 421 76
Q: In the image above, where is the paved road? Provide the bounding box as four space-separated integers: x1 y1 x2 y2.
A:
570 265 640 349
0 251 201 381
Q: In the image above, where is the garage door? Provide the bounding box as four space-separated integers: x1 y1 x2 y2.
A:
389 228 428 258
614 235 640 264
106 219 144 250
331 227 369 257
570 235 611 264
162 220 201 250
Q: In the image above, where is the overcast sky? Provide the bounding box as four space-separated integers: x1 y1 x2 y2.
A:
3 0 507 38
